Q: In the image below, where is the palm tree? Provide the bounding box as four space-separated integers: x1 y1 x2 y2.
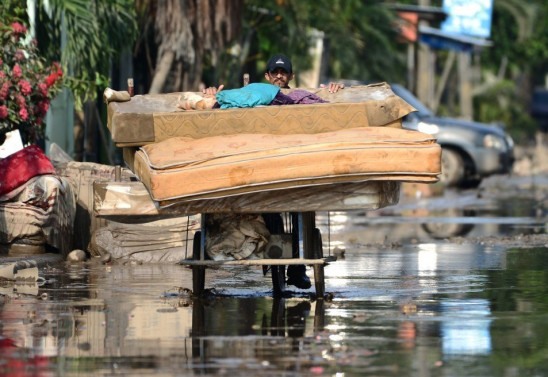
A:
1 0 137 161
32 0 138 106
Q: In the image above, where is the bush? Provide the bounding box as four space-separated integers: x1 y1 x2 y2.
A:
0 19 63 144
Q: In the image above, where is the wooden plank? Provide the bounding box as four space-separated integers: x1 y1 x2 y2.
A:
178 257 335 267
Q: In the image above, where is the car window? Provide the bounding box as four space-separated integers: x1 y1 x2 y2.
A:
391 84 434 117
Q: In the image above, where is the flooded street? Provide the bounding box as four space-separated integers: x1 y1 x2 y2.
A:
1 174 547 376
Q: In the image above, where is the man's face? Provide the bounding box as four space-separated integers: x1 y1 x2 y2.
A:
265 68 294 88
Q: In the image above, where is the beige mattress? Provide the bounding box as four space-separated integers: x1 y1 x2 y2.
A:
131 126 441 206
94 180 402 216
107 82 414 147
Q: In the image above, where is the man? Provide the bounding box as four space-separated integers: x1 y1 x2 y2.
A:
203 53 344 94
204 53 344 290
263 53 344 92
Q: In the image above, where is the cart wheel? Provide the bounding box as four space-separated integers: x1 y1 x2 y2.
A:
271 265 286 297
192 231 205 296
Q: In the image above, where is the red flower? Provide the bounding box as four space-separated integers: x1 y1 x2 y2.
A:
18 106 29 121
38 100 49 114
0 83 9 100
45 72 58 88
11 22 27 35
53 62 63 78
38 82 48 96
1 17 63 143
15 94 26 107
14 50 25 61
19 80 32 96
12 64 22 79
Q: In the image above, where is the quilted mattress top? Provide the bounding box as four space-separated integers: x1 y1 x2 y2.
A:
131 126 441 205
107 82 415 146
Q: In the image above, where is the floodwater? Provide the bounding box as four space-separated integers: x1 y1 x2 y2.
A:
1 177 547 376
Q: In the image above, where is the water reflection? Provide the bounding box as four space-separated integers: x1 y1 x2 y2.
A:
1 244 548 375
190 297 326 373
316 207 545 249
440 299 492 356
315 179 547 247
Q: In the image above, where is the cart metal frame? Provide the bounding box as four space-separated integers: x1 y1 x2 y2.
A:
179 211 336 298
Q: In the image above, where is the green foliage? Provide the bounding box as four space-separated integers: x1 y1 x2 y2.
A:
473 0 548 140
480 2 526 76
207 1 406 88
308 0 405 82
35 0 138 109
0 0 26 21
521 3 548 87
1 0 137 111
7 0 546 144
474 80 537 143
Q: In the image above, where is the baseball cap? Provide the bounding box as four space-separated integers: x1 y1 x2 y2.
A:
266 54 293 73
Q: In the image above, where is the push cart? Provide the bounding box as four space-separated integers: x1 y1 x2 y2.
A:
94 179 409 298
99 83 441 298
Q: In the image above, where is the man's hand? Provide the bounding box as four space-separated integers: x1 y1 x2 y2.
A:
203 84 224 96
328 82 345 93
321 82 345 93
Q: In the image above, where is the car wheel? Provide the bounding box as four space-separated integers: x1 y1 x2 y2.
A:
441 148 465 187
460 177 482 189
421 209 475 239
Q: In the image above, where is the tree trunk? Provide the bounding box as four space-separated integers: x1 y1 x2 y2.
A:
149 51 175 94
147 0 243 93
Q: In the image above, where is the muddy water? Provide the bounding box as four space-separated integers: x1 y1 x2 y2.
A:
1 179 547 376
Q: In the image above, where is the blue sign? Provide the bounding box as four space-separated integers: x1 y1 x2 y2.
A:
441 0 493 39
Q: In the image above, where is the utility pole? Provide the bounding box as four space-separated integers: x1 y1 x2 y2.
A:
416 0 434 109
458 51 473 120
